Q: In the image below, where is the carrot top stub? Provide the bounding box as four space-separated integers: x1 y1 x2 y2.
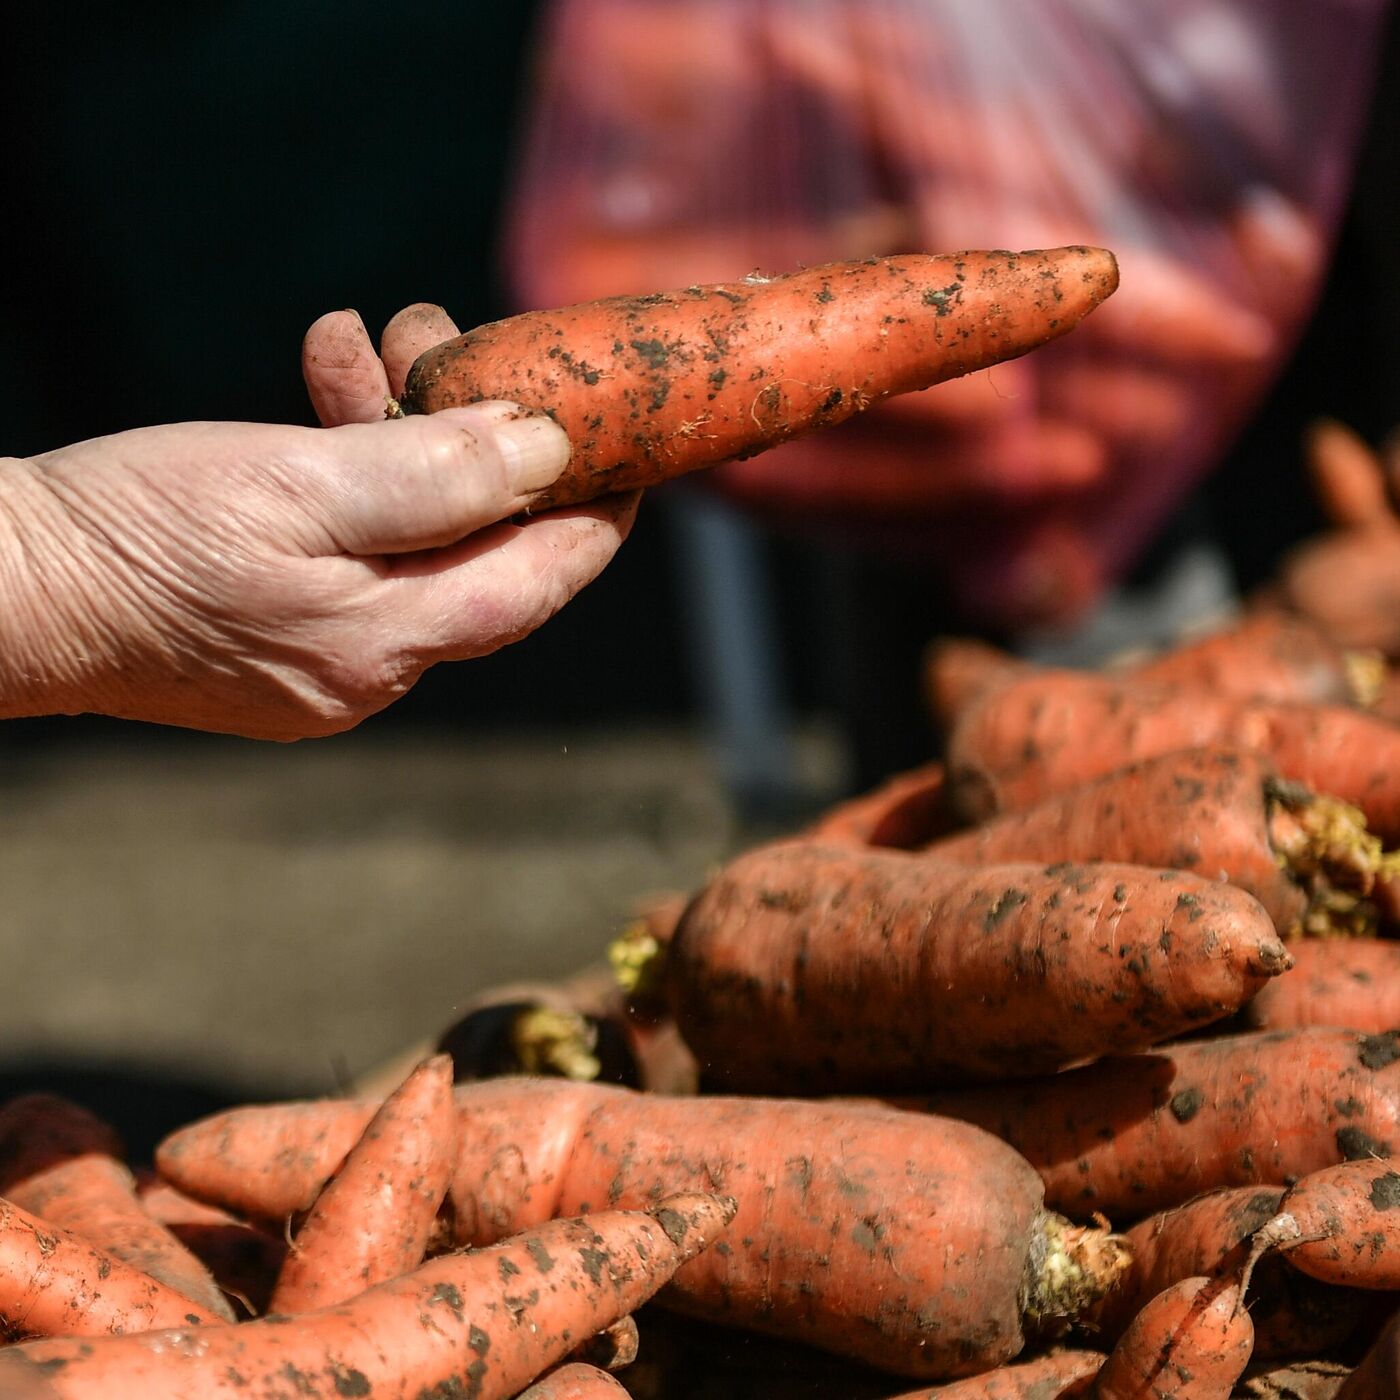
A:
401 246 1120 510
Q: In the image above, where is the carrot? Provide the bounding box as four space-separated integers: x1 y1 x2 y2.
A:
804 760 952 849
1258 1158 1400 1291
1092 1275 1253 1400
517 1363 630 1400
267 1054 456 1314
400 247 1120 510
886 1350 1105 1400
157 1079 1131 1378
903 1027 1400 1219
1124 611 1380 709
137 1179 286 1319
1306 419 1395 532
944 669 1400 841
1242 939 1400 1032
662 841 1286 1093
922 639 1028 734
0 1195 223 1339
0 1095 234 1322
0 1193 734 1400
925 747 1399 938
1084 1187 1369 1360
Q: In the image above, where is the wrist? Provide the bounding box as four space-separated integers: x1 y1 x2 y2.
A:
0 456 94 719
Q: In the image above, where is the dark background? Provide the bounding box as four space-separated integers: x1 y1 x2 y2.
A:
6 2 1400 763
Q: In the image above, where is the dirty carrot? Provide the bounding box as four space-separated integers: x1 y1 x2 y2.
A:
1259 1158 1400 1291
1242 938 1400 1031
904 1027 1400 1218
664 841 1286 1093
157 1079 1131 1379
268 1054 457 1314
944 668 1400 840
1093 1275 1253 1400
886 1350 1105 1400
517 1363 631 1400
564 1314 639 1373
0 1095 233 1322
401 247 1120 510
0 1194 734 1400
924 747 1398 938
0 1195 222 1339
1084 1187 1366 1360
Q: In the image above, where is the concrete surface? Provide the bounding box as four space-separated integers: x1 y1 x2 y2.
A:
0 724 842 1144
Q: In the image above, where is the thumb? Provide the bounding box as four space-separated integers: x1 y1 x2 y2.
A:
307 402 572 556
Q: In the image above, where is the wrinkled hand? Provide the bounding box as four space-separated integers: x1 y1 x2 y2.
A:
0 306 636 739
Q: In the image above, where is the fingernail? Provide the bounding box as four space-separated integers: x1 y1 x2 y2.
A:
481 404 571 493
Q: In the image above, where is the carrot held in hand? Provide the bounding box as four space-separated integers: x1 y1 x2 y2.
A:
1 1193 735 1400
924 748 1400 938
157 1078 1131 1379
660 841 1287 1093
0 1195 223 1339
0 1094 234 1323
268 1053 456 1314
401 247 1120 509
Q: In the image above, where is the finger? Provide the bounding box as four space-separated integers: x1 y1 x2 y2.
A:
307 403 573 555
302 310 395 426
376 496 638 660
381 303 462 398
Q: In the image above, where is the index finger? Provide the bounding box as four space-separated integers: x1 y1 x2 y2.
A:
381 303 462 399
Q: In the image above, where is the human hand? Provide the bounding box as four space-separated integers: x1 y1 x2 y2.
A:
0 307 636 738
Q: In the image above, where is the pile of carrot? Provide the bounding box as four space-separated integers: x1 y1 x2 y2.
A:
8 264 1400 1393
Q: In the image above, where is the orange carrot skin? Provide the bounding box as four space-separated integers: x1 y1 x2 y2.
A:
4 1194 734 1400
1087 1187 1365 1359
0 1195 222 1339
1093 1276 1252 1400
925 748 1309 936
402 247 1120 510
1275 1158 1400 1289
946 670 1400 840
804 760 952 849
1243 940 1400 1033
886 1351 1104 1400
268 1054 457 1314
922 638 1028 733
1126 612 1363 707
160 1079 1069 1378
518 1362 631 1400
669 841 1287 1094
907 1028 1400 1219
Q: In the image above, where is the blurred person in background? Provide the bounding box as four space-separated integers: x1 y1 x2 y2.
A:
503 0 1392 790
